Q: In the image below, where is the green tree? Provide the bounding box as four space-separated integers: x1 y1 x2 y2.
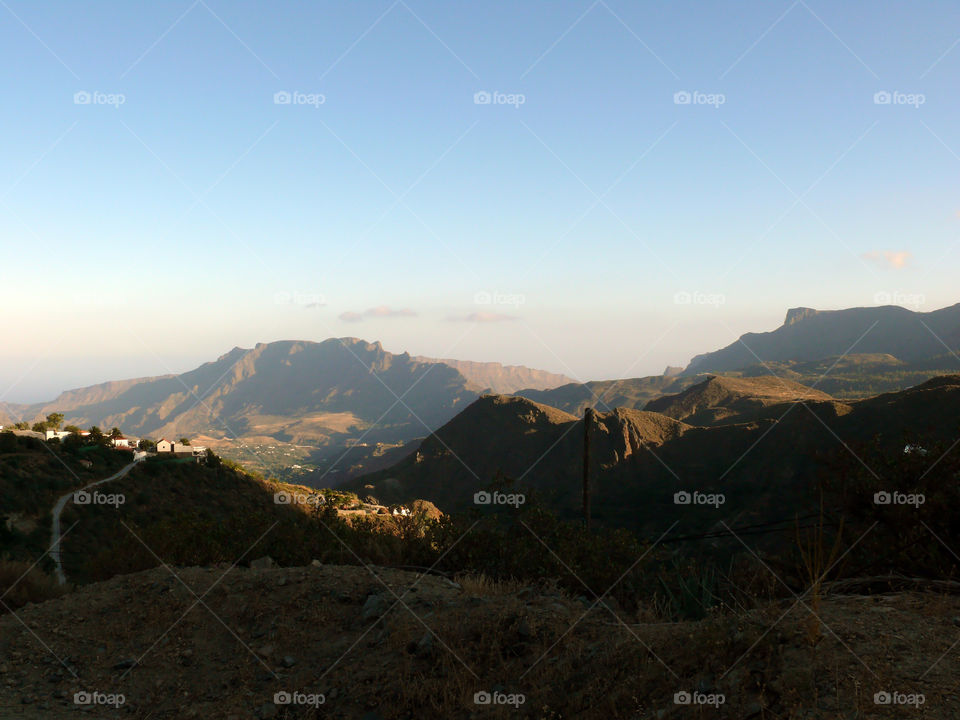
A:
64 425 82 434
109 427 123 439
13 422 28 430
138 439 156 451
178 437 191 446
32 422 47 433
88 426 105 444
46 413 64 431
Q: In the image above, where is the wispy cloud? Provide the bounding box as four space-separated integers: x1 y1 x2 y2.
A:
862 250 911 269
448 311 517 323
339 306 417 323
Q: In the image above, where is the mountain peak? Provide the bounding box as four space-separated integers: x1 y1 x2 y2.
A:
784 307 818 326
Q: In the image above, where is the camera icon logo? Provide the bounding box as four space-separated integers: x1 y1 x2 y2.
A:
673 491 691 505
874 491 891 505
73 91 91 105
874 691 892 704
274 491 292 505
673 91 691 105
474 691 492 704
74 691 92 704
673 291 692 305
274 91 292 105
274 691 292 705
474 91 491 105
473 491 492 505
873 91 891 105
674 691 692 705
73 490 91 505
474 290 492 305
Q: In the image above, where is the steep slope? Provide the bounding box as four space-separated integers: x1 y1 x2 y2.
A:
22 340 477 446
644 375 838 426
685 303 960 374
412 356 574 393
346 395 691 512
351 375 960 536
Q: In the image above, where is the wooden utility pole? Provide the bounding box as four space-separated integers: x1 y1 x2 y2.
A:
583 406 593 531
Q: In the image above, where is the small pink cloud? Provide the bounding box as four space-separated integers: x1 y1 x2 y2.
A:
862 250 911 269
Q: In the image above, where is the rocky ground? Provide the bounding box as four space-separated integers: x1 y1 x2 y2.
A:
1 563 959 718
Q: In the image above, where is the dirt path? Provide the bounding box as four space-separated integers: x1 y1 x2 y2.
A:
48 462 137 585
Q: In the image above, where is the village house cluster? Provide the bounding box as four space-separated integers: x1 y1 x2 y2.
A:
0 424 208 463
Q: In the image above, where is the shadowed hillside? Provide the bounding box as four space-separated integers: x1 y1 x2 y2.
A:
685 303 960 374
644 375 837 426
515 375 702 416
349 375 960 538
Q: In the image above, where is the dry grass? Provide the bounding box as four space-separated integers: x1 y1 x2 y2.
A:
455 572 526 596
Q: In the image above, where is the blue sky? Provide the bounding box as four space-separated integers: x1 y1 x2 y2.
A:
2 1 959 401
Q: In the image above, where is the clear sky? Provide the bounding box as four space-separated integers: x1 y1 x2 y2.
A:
2 1 959 401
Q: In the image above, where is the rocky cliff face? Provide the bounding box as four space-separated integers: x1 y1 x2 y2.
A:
783 307 819 326
684 303 960 374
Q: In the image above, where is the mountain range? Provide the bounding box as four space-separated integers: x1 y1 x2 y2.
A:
685 303 960 374
5 340 571 449
5 302 959 485
346 373 960 537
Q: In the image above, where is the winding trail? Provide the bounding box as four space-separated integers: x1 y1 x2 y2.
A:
49 461 137 585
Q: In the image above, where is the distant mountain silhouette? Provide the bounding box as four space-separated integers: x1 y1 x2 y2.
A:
411 356 573 393
13 340 579 448
17 340 481 445
515 376 701 416
685 303 960 374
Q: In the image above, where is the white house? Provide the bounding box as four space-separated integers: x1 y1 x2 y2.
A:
172 442 192 454
111 437 132 448
156 439 172 453
45 430 72 441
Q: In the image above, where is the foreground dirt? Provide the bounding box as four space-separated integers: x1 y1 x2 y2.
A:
1 564 959 718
